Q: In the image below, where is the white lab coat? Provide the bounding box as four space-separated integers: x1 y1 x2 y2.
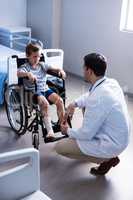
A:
68 77 131 158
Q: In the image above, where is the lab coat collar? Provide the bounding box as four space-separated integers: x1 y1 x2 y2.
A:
90 76 106 93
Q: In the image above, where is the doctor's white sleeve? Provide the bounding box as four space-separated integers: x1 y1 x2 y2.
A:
75 92 90 108
68 95 112 140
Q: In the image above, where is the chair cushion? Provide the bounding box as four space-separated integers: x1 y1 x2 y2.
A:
21 190 52 200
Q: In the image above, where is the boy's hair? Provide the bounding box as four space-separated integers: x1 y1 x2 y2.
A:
26 42 42 56
84 53 107 76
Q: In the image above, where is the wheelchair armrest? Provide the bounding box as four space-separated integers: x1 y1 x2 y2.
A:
47 69 63 79
7 84 22 90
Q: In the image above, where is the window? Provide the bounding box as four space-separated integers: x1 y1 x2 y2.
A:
120 0 133 32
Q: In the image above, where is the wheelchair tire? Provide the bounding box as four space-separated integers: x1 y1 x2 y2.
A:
32 134 39 149
5 86 28 135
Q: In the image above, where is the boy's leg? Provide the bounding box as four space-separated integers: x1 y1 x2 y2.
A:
37 95 54 137
55 138 107 163
48 92 65 123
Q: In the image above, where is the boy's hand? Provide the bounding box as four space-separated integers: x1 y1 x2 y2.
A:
65 103 75 119
59 70 66 79
27 72 37 82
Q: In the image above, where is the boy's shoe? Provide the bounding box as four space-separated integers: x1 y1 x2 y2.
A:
90 157 120 175
44 135 68 143
44 136 56 143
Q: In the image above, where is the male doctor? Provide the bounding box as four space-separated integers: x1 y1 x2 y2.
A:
55 53 130 175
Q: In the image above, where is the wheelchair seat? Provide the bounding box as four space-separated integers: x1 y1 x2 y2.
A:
5 49 70 149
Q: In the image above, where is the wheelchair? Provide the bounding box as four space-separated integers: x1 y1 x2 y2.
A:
4 50 71 149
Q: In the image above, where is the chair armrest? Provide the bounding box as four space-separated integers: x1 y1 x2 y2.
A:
47 69 63 79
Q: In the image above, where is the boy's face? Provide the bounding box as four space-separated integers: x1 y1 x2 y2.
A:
27 50 42 66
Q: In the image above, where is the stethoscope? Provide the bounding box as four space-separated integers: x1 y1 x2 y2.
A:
89 77 106 93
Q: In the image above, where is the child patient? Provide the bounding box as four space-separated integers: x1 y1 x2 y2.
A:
17 42 66 140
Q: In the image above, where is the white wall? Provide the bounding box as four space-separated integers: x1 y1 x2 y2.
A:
0 0 27 26
52 0 61 48
27 0 53 48
27 0 61 48
0 0 132 92
61 0 133 93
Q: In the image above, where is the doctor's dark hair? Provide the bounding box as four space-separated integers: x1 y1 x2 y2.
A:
26 42 42 56
83 53 107 76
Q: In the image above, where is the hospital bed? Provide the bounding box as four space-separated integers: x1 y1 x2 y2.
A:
0 44 21 73
0 148 52 200
0 44 21 105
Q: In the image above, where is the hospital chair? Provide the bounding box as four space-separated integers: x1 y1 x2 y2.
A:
0 148 51 200
4 49 71 149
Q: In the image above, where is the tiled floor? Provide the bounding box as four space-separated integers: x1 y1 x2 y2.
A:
0 74 133 200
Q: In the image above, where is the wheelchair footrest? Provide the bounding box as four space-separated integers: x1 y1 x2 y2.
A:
52 123 60 133
44 135 68 143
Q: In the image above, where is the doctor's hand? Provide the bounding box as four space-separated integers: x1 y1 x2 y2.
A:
65 102 76 120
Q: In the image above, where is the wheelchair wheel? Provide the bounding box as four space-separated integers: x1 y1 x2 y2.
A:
5 86 28 135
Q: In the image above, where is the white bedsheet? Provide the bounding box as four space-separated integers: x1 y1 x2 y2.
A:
0 44 21 73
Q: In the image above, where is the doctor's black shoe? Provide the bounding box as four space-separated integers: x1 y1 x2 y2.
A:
90 157 120 175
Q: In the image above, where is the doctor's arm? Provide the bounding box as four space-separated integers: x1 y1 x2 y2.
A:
64 92 90 120
67 97 112 140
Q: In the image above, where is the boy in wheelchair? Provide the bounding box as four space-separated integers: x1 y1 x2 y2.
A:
17 42 66 140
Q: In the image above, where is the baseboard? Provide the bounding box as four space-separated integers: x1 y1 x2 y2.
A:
125 92 133 98
66 71 83 80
